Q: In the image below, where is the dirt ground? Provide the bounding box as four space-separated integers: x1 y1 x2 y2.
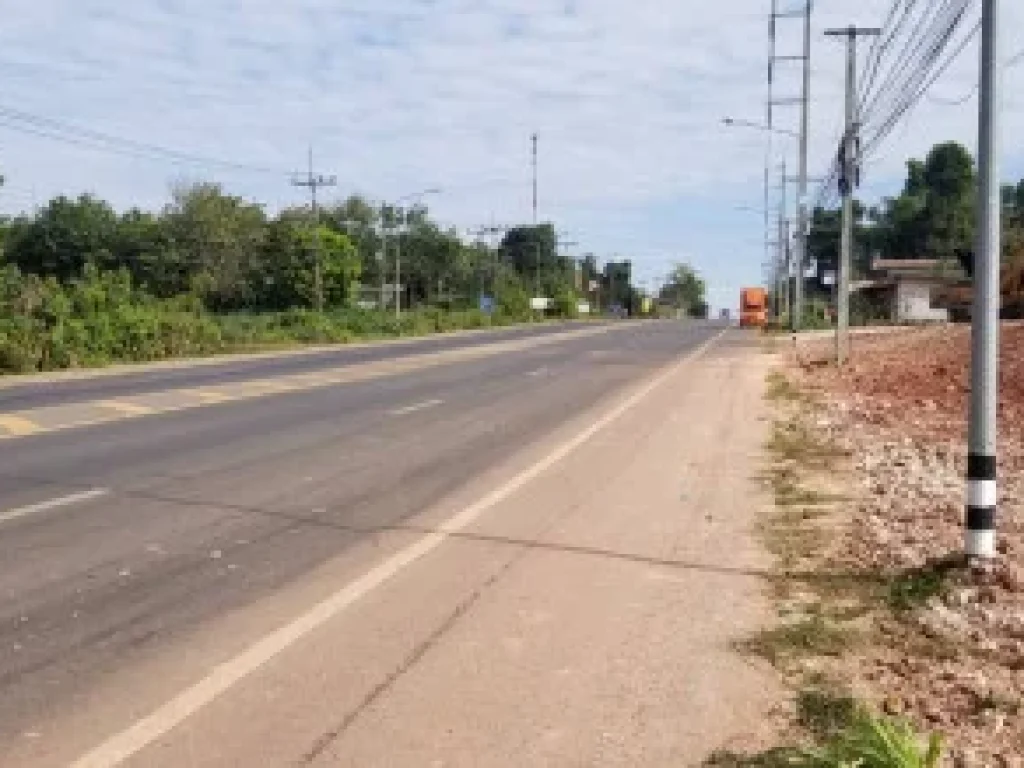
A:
783 324 1024 766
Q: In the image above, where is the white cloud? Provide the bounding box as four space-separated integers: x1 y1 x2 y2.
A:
0 0 1021 309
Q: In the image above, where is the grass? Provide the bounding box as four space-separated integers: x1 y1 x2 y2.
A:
704 747 804 767
796 687 859 740
738 616 854 667
766 371 806 403
735 365 950 768
886 556 965 613
767 422 851 470
705 706 945 768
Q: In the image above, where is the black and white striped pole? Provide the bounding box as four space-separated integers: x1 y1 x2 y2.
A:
966 0 1000 559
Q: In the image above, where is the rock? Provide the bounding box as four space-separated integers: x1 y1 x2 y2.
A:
948 587 978 608
996 564 1024 593
882 695 904 716
979 586 1000 604
954 748 981 768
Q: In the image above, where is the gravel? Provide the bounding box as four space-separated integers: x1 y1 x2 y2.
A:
787 323 1024 764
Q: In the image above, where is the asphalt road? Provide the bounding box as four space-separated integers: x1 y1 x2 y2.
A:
0 319 724 763
0 320 601 412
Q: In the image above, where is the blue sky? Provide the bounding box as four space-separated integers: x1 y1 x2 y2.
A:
1 1 1022 311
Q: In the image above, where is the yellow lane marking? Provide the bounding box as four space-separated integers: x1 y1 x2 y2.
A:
0 325 626 441
97 400 156 416
0 414 41 436
191 389 232 404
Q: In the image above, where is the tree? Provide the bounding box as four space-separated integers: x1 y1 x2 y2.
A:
163 182 267 310
603 260 633 312
659 263 706 315
920 141 975 261
869 141 975 264
256 214 360 309
5 194 120 280
499 224 572 294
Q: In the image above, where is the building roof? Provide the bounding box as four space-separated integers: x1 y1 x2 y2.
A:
869 257 966 283
871 258 942 272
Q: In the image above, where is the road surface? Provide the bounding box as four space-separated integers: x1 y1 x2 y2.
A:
0 320 778 766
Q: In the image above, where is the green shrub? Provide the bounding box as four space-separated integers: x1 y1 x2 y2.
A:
0 264 548 373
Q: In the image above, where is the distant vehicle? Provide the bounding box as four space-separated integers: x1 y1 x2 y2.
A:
739 287 768 328
719 308 730 321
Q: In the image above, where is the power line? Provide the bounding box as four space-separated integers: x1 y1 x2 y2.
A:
925 44 1024 105
809 0 977 211
859 0 974 131
0 104 291 176
862 17 980 158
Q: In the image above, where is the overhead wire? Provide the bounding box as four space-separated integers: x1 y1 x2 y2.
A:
0 103 293 177
859 0 972 132
809 0 978 211
925 44 1024 106
861 15 980 158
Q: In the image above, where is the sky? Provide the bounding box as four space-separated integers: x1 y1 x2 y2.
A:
1 1 1023 312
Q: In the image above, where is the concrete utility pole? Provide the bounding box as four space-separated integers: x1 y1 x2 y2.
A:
826 26 880 366
967 0 1001 559
768 0 812 332
378 208 389 311
531 132 539 226
777 158 788 321
291 147 337 312
795 0 811 333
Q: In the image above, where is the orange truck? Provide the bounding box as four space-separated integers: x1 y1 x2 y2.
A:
739 287 769 328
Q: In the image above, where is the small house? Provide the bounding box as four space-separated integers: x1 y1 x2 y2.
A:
852 258 960 323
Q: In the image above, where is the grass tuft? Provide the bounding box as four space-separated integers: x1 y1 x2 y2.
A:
739 616 854 666
886 556 965 613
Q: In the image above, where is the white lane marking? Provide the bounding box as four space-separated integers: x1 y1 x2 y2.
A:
69 329 726 768
0 488 110 526
388 399 444 417
527 367 548 377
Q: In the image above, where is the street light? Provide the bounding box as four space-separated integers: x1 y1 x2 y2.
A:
392 187 442 317
721 117 800 139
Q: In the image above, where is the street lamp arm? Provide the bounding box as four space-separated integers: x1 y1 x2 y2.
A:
721 117 800 139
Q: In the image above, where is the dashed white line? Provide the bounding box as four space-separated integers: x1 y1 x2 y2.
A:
526 367 549 377
0 488 110 526
388 399 444 417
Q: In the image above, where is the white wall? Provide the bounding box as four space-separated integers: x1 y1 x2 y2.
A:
896 281 949 323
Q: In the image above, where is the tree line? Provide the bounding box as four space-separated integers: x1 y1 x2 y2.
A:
0 181 705 372
0 183 661 315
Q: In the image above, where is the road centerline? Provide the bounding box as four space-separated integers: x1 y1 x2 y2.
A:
388 399 444 417
0 487 111 527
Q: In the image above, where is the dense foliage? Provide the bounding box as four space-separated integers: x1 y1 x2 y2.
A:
808 140 1024 280
0 182 703 373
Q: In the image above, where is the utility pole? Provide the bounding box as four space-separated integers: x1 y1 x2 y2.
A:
795 0 811 333
769 0 812 332
291 147 337 312
967 0 1001 559
531 132 538 225
826 25 880 366
379 206 389 311
777 158 788 321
